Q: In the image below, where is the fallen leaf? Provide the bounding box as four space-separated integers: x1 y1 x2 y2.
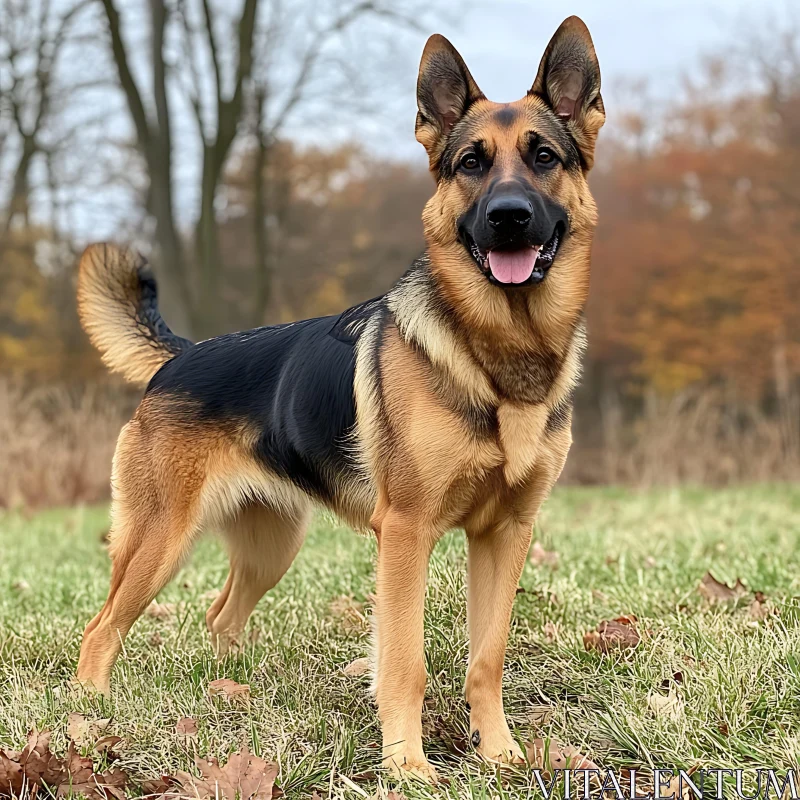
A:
146 601 176 621
94 735 123 756
140 775 176 795
67 713 111 747
660 671 684 689
664 765 701 800
343 657 370 677
208 678 251 705
543 622 559 643
748 594 777 621
11 579 30 592
176 717 198 737
697 572 747 604
583 616 641 654
328 595 368 633
148 631 164 647
387 792 407 800
0 729 128 800
644 556 657 568
529 541 559 569
647 686 683 720
591 589 608 602
157 747 280 799
350 769 378 781
525 738 599 774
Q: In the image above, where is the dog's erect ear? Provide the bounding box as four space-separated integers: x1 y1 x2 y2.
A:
529 16 604 168
415 34 484 166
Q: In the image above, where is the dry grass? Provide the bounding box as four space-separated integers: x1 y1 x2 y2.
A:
1 486 799 798
1 378 799 509
0 379 134 509
565 386 800 487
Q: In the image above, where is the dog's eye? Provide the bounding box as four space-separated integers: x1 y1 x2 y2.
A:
460 153 480 172
535 147 558 168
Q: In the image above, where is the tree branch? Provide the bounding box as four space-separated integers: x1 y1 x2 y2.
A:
98 0 152 151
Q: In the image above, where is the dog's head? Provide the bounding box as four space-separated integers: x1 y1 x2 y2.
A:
417 17 604 291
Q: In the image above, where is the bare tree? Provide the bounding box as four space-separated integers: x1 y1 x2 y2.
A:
0 0 92 233
93 0 433 337
245 0 427 325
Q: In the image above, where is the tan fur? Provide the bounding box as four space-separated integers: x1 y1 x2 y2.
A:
76 16 603 785
77 244 175 386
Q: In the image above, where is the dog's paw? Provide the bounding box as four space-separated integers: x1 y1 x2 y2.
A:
471 725 525 766
384 750 439 784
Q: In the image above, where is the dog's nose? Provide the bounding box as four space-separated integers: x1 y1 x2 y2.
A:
486 196 533 229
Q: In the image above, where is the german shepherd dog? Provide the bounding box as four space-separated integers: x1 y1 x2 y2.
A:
76 17 603 782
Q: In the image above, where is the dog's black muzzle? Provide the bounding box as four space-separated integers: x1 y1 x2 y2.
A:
458 181 568 286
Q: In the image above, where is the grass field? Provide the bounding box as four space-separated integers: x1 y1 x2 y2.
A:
2 486 800 798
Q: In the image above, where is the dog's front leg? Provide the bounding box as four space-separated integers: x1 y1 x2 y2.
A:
465 514 532 764
373 507 438 783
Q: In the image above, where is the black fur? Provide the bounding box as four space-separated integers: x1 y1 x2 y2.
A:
546 394 573 433
136 263 193 358
146 302 386 502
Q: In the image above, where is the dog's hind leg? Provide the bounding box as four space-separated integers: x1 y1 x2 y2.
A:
206 500 310 656
76 490 200 694
77 417 203 694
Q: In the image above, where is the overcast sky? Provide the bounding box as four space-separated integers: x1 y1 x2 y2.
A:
19 0 792 240
332 0 792 163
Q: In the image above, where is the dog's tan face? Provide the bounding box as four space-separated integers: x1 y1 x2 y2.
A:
416 17 605 294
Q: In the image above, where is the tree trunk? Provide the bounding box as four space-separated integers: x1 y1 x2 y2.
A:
252 136 270 326
194 145 223 339
148 167 193 337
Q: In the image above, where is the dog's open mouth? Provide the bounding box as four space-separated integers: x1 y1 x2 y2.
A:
466 224 563 286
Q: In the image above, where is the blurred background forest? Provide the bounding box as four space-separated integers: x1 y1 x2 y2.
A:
1 0 799 507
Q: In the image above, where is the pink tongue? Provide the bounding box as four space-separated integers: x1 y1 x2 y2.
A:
487 247 541 284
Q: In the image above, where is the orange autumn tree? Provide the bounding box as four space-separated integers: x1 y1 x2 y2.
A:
589 56 800 397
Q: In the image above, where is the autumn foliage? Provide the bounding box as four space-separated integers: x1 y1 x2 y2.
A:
2 31 800 503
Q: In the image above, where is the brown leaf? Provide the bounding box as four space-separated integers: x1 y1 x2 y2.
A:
0 729 128 800
697 572 747 604
11 579 30 592
748 595 777 621
664 765 701 800
208 678 251 705
164 747 279 800
529 541 559 569
67 713 111 747
647 687 683 719
148 631 164 647
387 792 408 800
525 738 599 774
146 601 177 621
543 622 559 643
343 657 370 677
94 735 123 756
328 595 368 633
175 717 198 737
140 775 177 795
583 616 641 654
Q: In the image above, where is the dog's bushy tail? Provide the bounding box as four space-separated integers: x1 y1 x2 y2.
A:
77 243 193 386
